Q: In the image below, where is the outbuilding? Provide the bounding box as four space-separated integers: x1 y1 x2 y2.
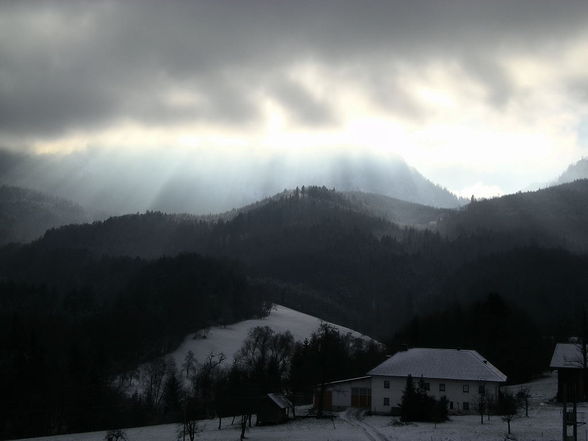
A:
550 343 587 401
256 393 294 425
314 376 372 411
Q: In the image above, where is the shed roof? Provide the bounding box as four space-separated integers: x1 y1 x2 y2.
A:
267 393 293 410
550 343 587 369
367 348 507 382
322 376 371 386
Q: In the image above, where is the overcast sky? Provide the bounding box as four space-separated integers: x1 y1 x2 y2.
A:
1 0 588 198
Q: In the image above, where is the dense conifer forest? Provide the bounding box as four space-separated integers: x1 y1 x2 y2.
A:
1 183 588 438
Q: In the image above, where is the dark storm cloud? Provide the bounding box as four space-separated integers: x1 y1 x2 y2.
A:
270 78 335 126
1 0 587 138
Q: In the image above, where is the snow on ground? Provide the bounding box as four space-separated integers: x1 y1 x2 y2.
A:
16 415 367 441
18 372 570 441
503 370 558 405
170 304 376 368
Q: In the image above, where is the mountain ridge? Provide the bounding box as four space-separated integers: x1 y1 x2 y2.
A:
437 179 588 251
0 148 465 214
557 157 588 184
0 185 94 245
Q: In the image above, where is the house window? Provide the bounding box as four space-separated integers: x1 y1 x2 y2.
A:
439 383 446 392
384 380 390 389
449 401 454 410
423 382 430 391
463 402 470 411
463 384 469 393
478 384 485 394
384 397 390 406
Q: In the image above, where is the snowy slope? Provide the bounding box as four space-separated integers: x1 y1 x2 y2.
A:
170 304 376 369
16 417 366 441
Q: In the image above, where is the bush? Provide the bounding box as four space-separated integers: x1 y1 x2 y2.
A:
400 375 448 423
104 429 127 441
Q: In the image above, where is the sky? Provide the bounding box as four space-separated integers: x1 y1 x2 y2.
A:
1 0 588 198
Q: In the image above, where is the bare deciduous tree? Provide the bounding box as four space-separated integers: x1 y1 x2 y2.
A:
192 352 226 417
516 387 531 417
177 417 200 441
143 357 167 408
234 326 293 393
497 390 519 435
182 350 197 379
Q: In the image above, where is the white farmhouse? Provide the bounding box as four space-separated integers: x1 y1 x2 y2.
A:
316 347 507 415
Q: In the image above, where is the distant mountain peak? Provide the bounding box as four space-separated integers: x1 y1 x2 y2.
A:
557 157 588 184
1 148 465 215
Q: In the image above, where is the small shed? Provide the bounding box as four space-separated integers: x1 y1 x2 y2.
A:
550 343 587 401
256 393 294 425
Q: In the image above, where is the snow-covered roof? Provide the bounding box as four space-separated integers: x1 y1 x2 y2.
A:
267 393 293 409
550 343 587 369
367 348 507 383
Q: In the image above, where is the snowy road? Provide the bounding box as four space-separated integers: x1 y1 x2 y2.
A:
341 408 390 441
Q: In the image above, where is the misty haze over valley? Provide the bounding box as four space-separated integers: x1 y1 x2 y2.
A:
2 1 588 441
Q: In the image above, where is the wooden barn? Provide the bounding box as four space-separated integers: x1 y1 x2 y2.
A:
256 393 294 425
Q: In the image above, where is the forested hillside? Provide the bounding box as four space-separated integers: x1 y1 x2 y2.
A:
437 180 588 251
3 185 588 340
0 253 268 439
0 185 92 245
391 294 552 383
2 184 588 438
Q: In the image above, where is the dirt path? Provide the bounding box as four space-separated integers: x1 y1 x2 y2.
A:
340 408 390 441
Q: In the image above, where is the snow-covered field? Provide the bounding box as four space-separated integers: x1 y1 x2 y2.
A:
17 372 571 441
169 304 376 368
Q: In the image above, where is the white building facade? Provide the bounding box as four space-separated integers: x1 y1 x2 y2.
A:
370 375 501 414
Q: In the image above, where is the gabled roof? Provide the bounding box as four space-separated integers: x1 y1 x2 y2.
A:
267 393 293 409
367 348 507 382
550 343 587 369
